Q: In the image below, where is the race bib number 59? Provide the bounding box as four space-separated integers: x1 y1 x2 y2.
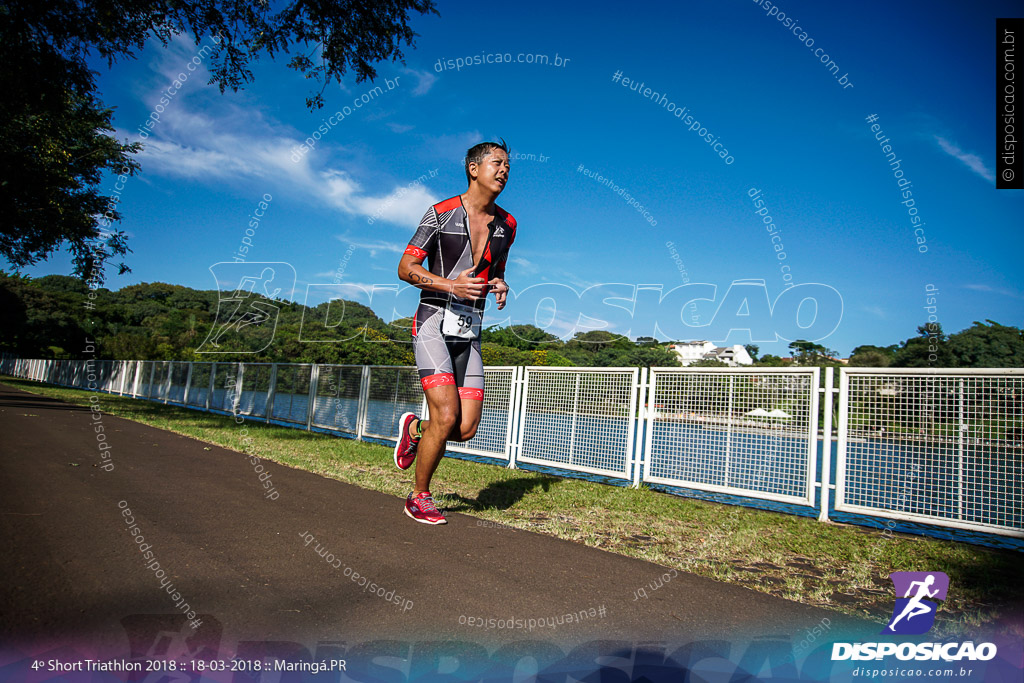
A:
441 303 481 339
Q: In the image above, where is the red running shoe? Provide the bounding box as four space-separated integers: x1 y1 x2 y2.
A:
393 412 420 470
404 491 447 525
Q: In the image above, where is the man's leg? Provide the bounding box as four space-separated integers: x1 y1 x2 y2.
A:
450 338 485 442
454 396 483 441
415 384 461 493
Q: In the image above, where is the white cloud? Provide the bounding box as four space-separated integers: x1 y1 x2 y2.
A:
510 256 538 273
387 122 415 133
337 234 406 258
353 182 437 227
964 283 1023 299
117 42 453 226
935 136 994 183
402 68 438 96
119 69 442 226
862 305 886 319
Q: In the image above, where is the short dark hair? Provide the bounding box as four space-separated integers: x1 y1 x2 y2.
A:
464 139 510 183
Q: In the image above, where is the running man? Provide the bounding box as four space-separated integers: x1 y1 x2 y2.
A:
393 140 516 524
886 574 939 632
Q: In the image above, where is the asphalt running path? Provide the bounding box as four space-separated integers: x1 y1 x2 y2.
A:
0 381 876 656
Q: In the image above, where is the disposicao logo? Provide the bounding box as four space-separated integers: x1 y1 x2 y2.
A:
883 571 949 635
831 571 998 662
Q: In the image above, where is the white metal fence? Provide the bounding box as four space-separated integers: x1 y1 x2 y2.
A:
2 355 1021 541
516 367 640 479
643 367 820 507
835 368 1024 537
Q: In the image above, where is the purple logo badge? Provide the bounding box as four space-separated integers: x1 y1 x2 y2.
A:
883 571 949 635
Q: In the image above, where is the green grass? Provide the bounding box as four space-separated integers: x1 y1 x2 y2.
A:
4 376 1021 638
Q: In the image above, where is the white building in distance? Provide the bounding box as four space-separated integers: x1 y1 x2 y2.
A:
667 341 754 366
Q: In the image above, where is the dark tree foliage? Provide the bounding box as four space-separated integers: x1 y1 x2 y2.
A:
849 343 897 367
787 339 840 366
947 320 1024 368
0 10 140 283
891 323 955 367
481 324 561 351
0 0 438 283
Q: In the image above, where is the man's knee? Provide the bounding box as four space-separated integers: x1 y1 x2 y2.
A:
428 404 460 432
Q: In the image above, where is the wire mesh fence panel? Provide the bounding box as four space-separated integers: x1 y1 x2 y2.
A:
47 359 61 384
133 360 152 397
78 359 97 389
153 362 174 401
643 368 818 506
311 365 363 434
837 369 1024 537
516 368 637 479
106 360 123 393
236 363 272 417
72 360 89 390
210 363 240 413
112 360 130 393
269 364 313 424
126 362 143 396
166 361 190 404
187 363 213 407
78 361 92 389
88 360 104 391
82 359 104 391
363 366 422 440
38 359 51 384
98 360 114 393
109 361 128 394
445 367 516 460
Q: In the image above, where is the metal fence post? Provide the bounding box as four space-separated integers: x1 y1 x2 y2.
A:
234 363 245 416
183 362 193 406
957 377 965 522
724 374 735 487
306 364 320 431
117 361 128 396
818 367 835 522
631 367 648 488
206 362 216 411
356 366 370 441
508 366 525 469
148 362 156 400
132 361 142 398
163 362 173 403
266 363 278 424
567 373 581 467
834 369 850 514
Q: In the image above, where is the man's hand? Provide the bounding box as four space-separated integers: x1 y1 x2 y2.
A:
488 278 509 309
451 267 487 300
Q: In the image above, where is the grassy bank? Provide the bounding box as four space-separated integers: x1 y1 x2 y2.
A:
3 376 1021 638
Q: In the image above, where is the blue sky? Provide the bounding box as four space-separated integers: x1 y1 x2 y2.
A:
15 0 1023 357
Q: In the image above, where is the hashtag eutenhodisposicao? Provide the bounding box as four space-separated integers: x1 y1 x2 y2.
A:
611 70 734 165
459 605 607 631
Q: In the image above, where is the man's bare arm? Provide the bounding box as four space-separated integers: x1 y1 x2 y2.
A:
398 253 487 300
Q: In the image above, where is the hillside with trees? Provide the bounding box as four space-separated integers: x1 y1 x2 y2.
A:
1 273 1019 368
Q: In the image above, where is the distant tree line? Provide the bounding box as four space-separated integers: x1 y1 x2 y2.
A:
0 273 1020 368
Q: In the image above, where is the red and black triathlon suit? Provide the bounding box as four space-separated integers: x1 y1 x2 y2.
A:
405 195 517 400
